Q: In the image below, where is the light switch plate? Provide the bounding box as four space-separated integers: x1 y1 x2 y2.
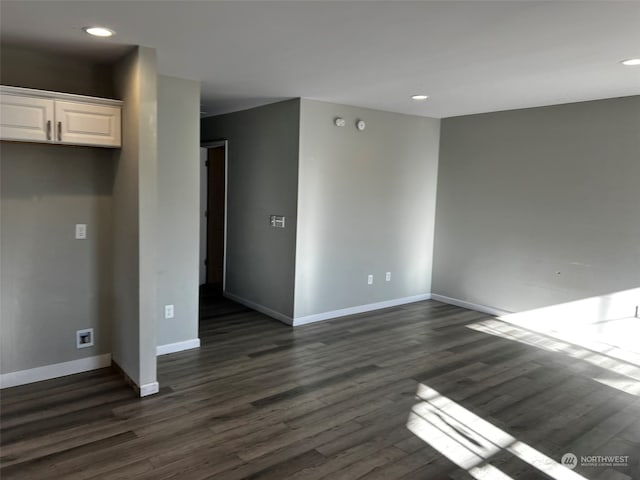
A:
270 215 286 228
75 224 87 239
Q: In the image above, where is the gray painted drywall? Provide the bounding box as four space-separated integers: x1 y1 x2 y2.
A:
0 144 114 374
433 96 640 313
295 100 440 318
112 46 158 389
201 100 300 318
0 45 115 99
112 48 141 383
157 75 200 347
137 47 159 389
0 49 115 375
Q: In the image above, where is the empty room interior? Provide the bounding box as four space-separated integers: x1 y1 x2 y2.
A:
1 1 639 479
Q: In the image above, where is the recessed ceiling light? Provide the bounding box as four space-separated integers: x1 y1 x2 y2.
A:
620 58 640 66
411 95 429 101
83 26 115 38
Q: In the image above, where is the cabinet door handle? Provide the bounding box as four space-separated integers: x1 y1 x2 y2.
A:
46 120 52 140
57 121 62 142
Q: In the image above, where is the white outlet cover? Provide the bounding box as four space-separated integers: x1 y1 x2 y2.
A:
164 304 175 319
386 272 391 281
367 274 373 285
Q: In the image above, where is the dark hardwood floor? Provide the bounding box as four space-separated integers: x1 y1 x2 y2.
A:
1 298 639 479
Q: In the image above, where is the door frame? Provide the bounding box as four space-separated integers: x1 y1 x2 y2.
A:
201 140 228 292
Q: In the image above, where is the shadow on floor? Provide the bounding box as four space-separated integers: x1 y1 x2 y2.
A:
199 284 250 322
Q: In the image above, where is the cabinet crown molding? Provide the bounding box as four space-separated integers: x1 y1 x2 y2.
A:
0 85 123 107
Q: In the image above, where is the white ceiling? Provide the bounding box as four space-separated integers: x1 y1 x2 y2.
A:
1 1 639 118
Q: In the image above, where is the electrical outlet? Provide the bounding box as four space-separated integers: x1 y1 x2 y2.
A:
76 328 94 348
75 224 87 240
385 272 391 282
164 304 175 319
367 274 373 285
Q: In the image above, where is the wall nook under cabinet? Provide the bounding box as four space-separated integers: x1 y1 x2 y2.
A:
0 86 122 148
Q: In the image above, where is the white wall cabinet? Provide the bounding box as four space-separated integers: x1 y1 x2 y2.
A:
0 95 54 143
0 86 122 148
54 101 121 147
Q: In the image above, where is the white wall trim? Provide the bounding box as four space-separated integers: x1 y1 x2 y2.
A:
156 338 201 356
139 381 160 397
431 294 512 317
0 353 112 389
293 294 432 326
224 292 294 325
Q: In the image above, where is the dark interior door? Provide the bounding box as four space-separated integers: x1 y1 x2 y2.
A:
206 145 226 290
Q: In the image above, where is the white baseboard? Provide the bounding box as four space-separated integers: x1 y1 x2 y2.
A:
139 381 160 397
156 338 200 356
431 294 511 317
0 353 112 389
293 294 432 326
224 291 294 325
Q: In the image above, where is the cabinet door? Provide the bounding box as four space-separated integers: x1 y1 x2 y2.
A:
54 101 121 147
0 94 54 143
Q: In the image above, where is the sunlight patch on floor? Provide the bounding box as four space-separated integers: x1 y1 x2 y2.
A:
407 383 590 480
468 318 640 396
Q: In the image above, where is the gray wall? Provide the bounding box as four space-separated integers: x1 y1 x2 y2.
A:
295 100 440 319
112 47 158 388
201 100 300 318
0 44 115 99
157 75 200 347
0 48 115 374
433 96 640 313
112 49 141 383
136 48 159 389
0 144 114 374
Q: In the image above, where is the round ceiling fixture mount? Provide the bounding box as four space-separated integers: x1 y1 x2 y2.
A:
356 120 366 131
83 26 115 38
334 117 346 127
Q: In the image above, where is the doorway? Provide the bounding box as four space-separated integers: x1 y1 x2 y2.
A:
201 142 227 295
199 141 247 321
